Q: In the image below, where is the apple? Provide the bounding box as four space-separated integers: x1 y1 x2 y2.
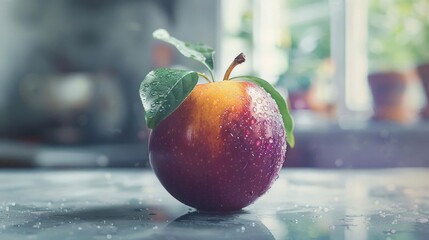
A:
149 80 286 211
141 30 294 212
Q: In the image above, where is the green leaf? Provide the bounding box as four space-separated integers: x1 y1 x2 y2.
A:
231 76 295 148
140 68 198 129
153 29 215 80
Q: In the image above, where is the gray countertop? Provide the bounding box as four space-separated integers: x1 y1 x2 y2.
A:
0 169 428 239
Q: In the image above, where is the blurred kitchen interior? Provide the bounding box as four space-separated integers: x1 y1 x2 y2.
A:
0 0 428 168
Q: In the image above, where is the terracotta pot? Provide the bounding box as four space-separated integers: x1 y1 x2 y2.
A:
368 71 410 123
416 63 429 119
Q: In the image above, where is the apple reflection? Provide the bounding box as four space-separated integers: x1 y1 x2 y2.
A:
149 211 275 240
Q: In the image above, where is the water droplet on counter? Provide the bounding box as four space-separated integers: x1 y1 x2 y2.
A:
379 211 386 218
240 226 246 232
106 234 112 239
416 218 428 223
383 229 397 235
152 226 159 230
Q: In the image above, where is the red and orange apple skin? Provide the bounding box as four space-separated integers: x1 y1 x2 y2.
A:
149 81 287 212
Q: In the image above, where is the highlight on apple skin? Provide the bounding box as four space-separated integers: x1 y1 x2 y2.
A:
149 81 287 212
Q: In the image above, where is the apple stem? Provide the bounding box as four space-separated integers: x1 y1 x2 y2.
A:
223 53 246 80
198 72 212 83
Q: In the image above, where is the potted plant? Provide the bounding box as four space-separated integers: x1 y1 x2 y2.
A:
410 1 429 118
367 0 416 123
277 2 333 115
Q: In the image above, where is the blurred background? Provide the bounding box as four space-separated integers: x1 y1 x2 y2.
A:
0 0 428 168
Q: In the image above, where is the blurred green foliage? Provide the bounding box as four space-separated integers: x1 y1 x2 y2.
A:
279 0 331 92
368 0 429 71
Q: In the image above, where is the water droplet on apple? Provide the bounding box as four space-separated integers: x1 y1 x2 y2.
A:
245 129 251 136
268 138 274 144
150 81 158 86
252 107 257 113
263 106 268 111
144 83 149 88
255 139 261 146
256 98 263 104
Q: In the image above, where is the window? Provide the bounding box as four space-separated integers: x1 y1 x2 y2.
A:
220 0 428 123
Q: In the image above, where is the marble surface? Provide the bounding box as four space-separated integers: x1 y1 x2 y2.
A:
0 169 428 239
